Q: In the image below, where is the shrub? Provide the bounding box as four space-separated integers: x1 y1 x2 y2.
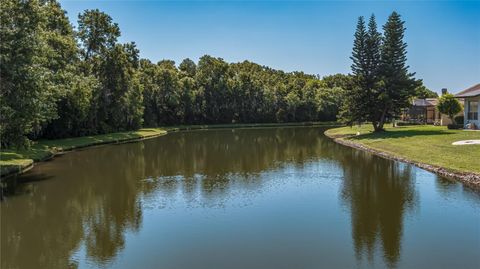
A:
454 115 464 125
437 94 463 124
447 124 463 130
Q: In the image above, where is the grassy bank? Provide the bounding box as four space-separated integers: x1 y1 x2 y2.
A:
1 121 337 178
325 125 480 175
0 128 168 177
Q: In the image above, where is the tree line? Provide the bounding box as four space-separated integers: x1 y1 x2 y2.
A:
1 0 346 148
1 0 434 147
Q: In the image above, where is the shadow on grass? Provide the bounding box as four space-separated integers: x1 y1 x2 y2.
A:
1 130 163 172
351 129 451 140
38 132 145 149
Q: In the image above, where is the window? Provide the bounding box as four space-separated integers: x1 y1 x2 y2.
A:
468 101 478 120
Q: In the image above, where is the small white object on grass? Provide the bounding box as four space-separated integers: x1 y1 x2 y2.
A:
356 132 360 136
452 140 480 145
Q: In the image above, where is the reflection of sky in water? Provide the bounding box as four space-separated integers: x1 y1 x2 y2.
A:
2 127 479 269
74 160 478 269
138 160 343 211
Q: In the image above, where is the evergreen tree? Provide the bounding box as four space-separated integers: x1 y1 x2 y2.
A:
376 11 419 131
343 12 418 132
364 14 383 129
350 16 368 77
365 14 382 85
341 16 369 125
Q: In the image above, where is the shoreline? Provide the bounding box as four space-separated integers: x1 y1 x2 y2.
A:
324 130 480 189
0 131 168 180
0 121 337 180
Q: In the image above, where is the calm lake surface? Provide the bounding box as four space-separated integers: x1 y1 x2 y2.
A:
1 127 479 269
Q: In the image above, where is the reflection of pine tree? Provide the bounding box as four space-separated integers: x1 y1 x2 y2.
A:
339 150 418 268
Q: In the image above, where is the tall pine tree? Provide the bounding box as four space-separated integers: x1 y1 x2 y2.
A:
365 14 383 130
376 11 419 131
342 15 382 127
344 12 418 132
341 16 369 125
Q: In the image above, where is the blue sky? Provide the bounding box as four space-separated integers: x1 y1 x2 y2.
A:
60 0 479 94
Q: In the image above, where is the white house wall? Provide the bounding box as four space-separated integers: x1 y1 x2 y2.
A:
464 96 480 128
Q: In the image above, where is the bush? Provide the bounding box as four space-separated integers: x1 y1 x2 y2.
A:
454 115 464 125
437 94 463 123
447 124 463 130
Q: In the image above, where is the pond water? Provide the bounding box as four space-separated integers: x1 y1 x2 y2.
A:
1 127 479 269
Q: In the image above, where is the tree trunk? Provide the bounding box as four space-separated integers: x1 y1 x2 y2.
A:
450 115 456 125
375 107 388 132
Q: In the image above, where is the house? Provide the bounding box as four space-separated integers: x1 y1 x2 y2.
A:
402 89 457 126
455 83 480 129
403 98 440 124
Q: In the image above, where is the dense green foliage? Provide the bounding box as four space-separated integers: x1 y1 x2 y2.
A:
414 85 438 99
0 2 424 146
0 0 347 148
437 94 463 124
1 0 82 146
342 12 420 131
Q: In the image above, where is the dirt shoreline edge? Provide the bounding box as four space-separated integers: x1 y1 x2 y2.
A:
324 131 480 189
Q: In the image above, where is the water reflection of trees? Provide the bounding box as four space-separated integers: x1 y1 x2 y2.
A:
1 140 147 269
141 128 332 179
1 127 335 269
337 148 418 268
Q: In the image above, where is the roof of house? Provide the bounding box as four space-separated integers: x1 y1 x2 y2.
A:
413 98 437 107
454 83 480 98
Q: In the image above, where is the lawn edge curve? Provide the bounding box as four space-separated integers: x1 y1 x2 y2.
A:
324 128 480 189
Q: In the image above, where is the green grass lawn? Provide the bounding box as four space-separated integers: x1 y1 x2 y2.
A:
326 125 480 174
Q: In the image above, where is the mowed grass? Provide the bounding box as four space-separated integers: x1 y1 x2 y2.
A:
326 125 480 174
0 128 167 176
